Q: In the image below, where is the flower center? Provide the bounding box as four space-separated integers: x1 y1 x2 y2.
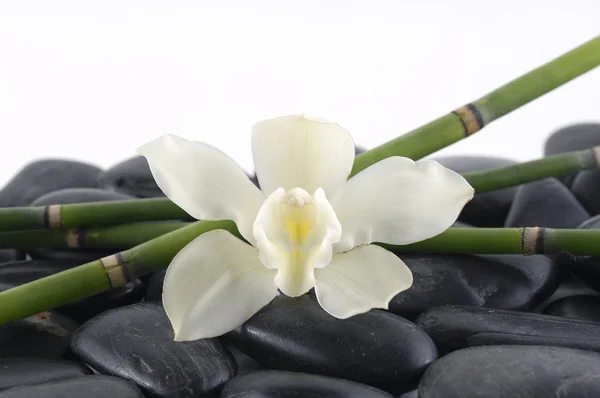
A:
281 188 316 247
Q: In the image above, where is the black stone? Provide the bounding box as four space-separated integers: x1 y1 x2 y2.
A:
0 249 24 263
559 215 600 291
0 375 143 398
0 160 102 207
97 156 164 198
419 345 600 398
543 295 600 322
397 390 418 398
432 156 518 227
571 170 600 215
27 188 136 263
0 358 90 390
70 302 237 397
0 260 144 324
145 268 166 302
544 123 600 186
504 178 589 228
227 295 436 392
416 305 600 355
531 275 600 313
221 370 393 398
389 254 558 319
0 311 78 359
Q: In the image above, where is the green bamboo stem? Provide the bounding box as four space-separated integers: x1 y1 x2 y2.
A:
0 223 597 325
463 146 600 193
350 35 600 176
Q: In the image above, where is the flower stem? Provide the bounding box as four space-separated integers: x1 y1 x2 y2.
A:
0 223 596 325
350 35 600 176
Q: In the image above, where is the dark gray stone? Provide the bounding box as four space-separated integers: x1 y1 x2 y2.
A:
397 390 418 398
97 156 164 198
0 260 144 324
544 123 600 186
227 295 436 392
0 358 90 390
432 156 518 227
27 188 136 263
389 254 559 319
419 345 600 398
572 170 600 215
0 160 102 207
0 311 78 359
70 302 237 398
0 375 143 398
0 249 24 263
504 178 589 228
416 305 600 355
543 295 600 322
220 370 393 398
145 268 166 303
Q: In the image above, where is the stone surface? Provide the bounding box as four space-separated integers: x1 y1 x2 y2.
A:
0 358 90 390
0 249 24 263
531 275 600 313
543 295 600 322
97 156 164 198
389 253 559 319
419 345 600 398
144 268 166 303
559 215 600 291
27 188 136 263
0 259 144 324
397 390 418 398
220 370 393 398
0 160 102 207
0 375 143 398
0 311 78 359
416 305 600 355
432 155 518 227
227 295 437 392
544 123 600 186
70 302 237 397
504 178 589 228
572 170 600 215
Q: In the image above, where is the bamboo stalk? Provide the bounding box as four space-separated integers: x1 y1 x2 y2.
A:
0 224 597 325
350 35 600 176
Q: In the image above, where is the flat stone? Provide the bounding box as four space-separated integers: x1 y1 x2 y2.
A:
220 370 393 398
416 305 600 355
0 311 78 359
70 302 237 398
419 345 600 398
504 178 589 228
544 123 600 187
0 358 90 390
0 375 143 398
144 268 166 303
0 249 24 263
97 156 164 198
432 156 518 227
571 170 600 215
27 188 136 263
0 160 102 207
389 253 559 319
0 259 144 324
227 295 437 392
543 295 600 322
558 215 600 291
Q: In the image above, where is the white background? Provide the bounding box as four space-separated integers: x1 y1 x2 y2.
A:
0 1 599 187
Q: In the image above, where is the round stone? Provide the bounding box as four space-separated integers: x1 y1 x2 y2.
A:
0 375 144 398
97 156 164 198
543 295 600 322
0 359 90 391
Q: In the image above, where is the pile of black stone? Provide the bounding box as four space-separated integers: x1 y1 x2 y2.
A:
0 125 599 397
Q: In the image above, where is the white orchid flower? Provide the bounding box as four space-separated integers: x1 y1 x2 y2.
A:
137 115 474 341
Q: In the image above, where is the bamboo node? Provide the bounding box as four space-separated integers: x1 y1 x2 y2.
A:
45 205 62 228
592 146 600 167
66 229 81 248
521 227 545 254
100 254 130 288
452 104 484 136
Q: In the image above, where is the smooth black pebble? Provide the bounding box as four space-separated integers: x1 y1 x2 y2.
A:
416 305 600 355
388 253 558 319
432 156 517 227
97 156 164 198
0 249 24 263
0 311 78 359
504 178 589 228
0 375 143 398
0 259 144 324
0 160 101 207
0 358 90 390
419 345 600 397
227 295 436 392
145 268 166 302
70 302 237 398
544 123 600 187
543 295 600 322
27 188 135 263
220 370 393 398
